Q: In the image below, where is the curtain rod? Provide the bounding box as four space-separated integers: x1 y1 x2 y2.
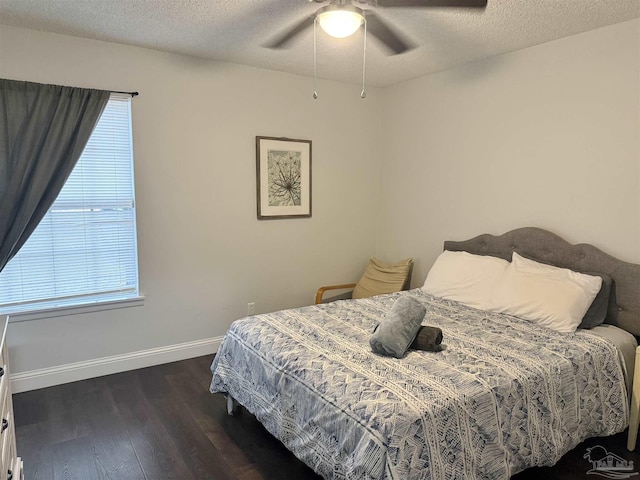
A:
112 90 139 97
0 79 139 97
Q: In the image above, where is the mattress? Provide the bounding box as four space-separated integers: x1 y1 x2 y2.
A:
210 290 629 480
589 323 637 393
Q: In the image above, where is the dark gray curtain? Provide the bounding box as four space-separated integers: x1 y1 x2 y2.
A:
0 79 110 272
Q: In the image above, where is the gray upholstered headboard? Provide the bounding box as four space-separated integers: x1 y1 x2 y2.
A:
443 227 640 337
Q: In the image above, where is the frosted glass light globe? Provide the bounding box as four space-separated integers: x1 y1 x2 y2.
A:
318 10 364 38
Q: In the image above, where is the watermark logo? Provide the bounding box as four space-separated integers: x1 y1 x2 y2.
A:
584 445 638 478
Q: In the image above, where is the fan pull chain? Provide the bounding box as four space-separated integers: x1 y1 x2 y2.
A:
313 17 319 100
361 17 367 99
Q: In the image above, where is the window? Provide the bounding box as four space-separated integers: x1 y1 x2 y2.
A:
0 94 141 318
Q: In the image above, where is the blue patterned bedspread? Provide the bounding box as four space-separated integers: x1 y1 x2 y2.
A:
209 290 628 479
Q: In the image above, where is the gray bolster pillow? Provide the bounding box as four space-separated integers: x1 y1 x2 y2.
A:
370 296 426 358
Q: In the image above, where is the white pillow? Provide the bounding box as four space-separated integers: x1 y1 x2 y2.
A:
489 252 602 333
422 251 510 310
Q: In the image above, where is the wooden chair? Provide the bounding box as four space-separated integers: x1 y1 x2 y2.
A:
315 258 413 304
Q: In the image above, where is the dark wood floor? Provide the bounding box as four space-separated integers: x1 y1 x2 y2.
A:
12 355 640 479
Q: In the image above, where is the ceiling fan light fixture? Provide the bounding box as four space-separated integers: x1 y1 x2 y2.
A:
317 8 364 39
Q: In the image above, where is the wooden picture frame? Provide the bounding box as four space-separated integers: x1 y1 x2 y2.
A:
256 136 312 220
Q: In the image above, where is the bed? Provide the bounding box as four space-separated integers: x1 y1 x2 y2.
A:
209 227 640 479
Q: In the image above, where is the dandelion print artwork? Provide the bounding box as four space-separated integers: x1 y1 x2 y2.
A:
267 150 302 206
256 136 311 219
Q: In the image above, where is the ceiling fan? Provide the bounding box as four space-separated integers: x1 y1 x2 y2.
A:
265 0 488 55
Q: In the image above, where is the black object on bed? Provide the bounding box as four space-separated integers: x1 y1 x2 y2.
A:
410 325 443 352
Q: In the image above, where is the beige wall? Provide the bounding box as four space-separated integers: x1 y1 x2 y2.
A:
0 26 383 373
377 19 640 286
1 19 639 377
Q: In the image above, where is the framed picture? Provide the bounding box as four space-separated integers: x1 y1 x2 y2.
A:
256 136 312 220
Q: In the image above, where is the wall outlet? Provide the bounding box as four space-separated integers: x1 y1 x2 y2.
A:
247 302 255 315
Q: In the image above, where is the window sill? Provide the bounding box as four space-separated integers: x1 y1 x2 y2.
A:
6 295 145 322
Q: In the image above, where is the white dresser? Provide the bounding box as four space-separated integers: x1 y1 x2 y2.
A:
0 316 21 480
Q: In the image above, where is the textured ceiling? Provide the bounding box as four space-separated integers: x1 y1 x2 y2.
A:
0 0 638 87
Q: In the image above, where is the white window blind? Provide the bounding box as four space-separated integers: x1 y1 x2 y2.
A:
0 93 139 315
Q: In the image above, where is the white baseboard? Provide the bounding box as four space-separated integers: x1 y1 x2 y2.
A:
10 336 224 393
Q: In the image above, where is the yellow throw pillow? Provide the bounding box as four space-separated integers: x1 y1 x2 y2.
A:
352 257 413 299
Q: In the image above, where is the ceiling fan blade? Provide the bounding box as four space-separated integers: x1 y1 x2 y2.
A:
263 16 315 49
366 13 413 55
375 0 487 8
